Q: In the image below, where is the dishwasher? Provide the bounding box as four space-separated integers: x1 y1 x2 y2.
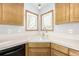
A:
0 44 25 56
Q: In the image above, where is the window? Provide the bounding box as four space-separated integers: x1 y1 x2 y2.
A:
25 10 38 31
41 10 54 31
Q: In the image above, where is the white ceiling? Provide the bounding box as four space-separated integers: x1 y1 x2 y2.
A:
32 3 48 9
24 3 54 14
27 3 53 10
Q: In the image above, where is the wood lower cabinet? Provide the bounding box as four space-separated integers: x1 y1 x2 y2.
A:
27 42 50 56
29 48 50 56
25 43 29 56
51 49 54 56
51 43 54 56
53 43 69 55
69 49 79 56
28 42 50 48
2 3 24 25
53 49 68 56
51 43 69 56
26 43 79 56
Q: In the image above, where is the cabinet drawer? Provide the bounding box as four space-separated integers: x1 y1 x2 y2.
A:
29 48 50 56
28 42 50 47
29 52 50 56
54 50 68 56
69 49 79 56
53 43 68 54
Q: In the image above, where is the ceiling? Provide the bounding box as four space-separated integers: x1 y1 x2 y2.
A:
32 3 48 9
24 3 54 14
30 3 53 10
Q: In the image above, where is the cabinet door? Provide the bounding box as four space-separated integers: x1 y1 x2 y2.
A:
0 4 2 24
53 50 68 56
28 43 50 56
69 49 79 56
29 48 50 56
53 43 68 54
70 4 79 22
3 3 24 25
55 3 70 25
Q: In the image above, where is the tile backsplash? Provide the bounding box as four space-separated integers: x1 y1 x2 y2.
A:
54 23 79 34
0 25 25 34
0 23 79 34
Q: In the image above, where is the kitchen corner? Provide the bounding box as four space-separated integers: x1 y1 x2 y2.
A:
0 3 79 56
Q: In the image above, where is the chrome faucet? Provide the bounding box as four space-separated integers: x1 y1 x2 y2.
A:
42 27 48 38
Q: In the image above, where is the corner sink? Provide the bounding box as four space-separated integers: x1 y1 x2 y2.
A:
28 36 49 42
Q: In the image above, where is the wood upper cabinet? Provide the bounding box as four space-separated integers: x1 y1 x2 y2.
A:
2 3 24 25
55 3 70 25
70 4 79 22
0 4 2 24
55 3 79 24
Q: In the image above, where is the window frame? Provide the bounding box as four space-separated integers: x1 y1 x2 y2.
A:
25 10 39 31
41 10 54 31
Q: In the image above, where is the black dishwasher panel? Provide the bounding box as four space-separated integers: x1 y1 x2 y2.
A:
0 44 25 56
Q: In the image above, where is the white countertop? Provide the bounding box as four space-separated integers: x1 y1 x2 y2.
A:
0 32 79 51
